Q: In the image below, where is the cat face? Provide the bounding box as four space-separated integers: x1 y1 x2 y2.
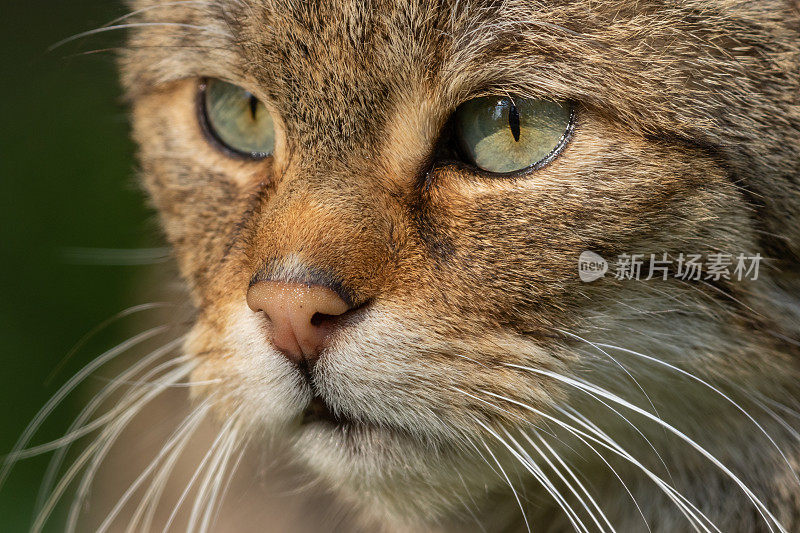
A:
122 0 800 526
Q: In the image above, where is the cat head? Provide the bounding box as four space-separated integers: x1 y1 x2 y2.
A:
122 0 800 526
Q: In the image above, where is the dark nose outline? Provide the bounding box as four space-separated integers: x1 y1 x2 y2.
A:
249 260 358 308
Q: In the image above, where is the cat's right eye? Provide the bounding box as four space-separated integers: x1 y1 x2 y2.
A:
200 79 275 159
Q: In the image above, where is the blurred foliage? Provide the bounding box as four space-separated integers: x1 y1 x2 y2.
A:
0 2 162 530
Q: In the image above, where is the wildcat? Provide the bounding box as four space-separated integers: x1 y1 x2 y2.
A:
8 0 800 531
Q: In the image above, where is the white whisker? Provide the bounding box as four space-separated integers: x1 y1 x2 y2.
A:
96 398 212 533
592 341 800 490
200 435 248 533
497 426 590 533
34 361 195 532
7 340 186 465
454 385 652 531
466 434 532 533
187 423 238 532
487 380 742 532
461 387 719 532
49 22 231 51
196 426 241 533
505 363 786 532
559 330 663 424
559 405 718 533
1 326 171 491
100 1 212 30
523 430 615 533
45 302 174 386
162 406 243 532
67 360 198 532
36 337 186 514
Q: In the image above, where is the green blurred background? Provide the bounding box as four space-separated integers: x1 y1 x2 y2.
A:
1 2 163 530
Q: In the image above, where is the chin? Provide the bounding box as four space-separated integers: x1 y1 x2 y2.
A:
290 419 498 528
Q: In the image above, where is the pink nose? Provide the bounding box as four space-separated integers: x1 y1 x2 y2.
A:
246 281 351 368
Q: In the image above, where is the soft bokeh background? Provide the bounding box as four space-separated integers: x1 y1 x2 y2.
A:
0 2 161 530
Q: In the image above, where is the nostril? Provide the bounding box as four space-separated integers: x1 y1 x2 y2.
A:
309 312 333 327
310 297 371 327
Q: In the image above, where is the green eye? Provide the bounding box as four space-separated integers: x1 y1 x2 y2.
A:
454 96 573 174
202 79 275 158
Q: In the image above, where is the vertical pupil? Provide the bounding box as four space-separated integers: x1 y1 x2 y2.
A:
248 94 258 121
508 101 521 142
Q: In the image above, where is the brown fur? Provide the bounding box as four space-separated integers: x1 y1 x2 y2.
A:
102 0 800 530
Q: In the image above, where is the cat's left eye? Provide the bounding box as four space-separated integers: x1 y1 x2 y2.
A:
453 96 573 175
200 79 275 159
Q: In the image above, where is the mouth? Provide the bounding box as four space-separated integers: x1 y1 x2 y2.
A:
301 394 355 427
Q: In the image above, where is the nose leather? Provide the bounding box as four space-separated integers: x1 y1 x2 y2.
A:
246 281 350 368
